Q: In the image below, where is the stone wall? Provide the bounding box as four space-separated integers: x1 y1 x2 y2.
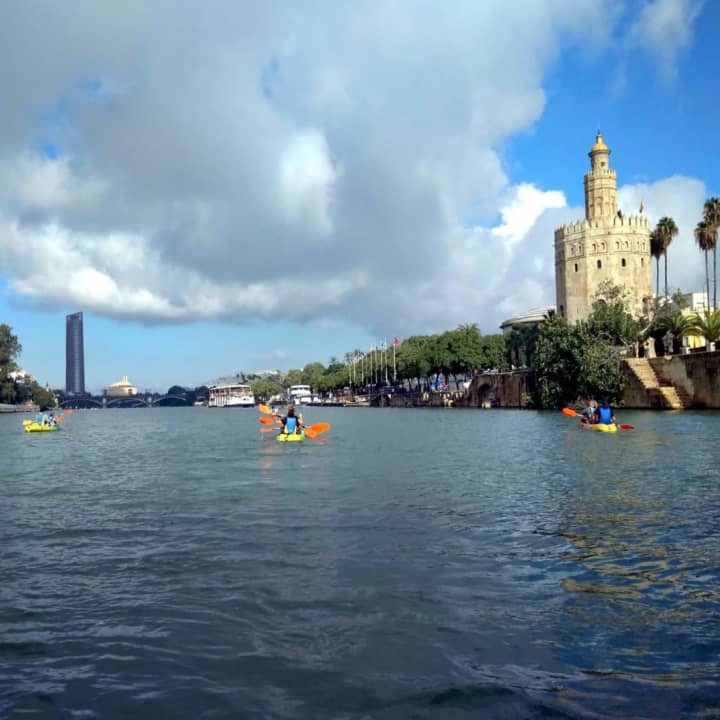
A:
650 353 720 408
621 352 720 409
467 370 534 408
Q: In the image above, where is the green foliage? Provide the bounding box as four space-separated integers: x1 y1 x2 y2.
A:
506 325 539 368
689 309 720 344
301 362 326 389
30 382 56 410
283 368 305 387
587 280 641 347
532 316 584 408
654 216 679 298
532 315 624 408
0 324 22 404
250 378 283 401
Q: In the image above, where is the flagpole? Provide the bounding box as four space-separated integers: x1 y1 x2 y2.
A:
384 339 389 385
393 339 397 383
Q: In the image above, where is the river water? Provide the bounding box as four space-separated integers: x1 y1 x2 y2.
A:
2 407 719 719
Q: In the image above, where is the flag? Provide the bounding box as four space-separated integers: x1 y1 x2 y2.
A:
393 337 400 346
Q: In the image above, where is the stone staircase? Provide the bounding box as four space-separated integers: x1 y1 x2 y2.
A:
625 358 691 410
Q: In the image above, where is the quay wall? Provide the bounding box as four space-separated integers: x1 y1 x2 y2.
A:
622 352 720 409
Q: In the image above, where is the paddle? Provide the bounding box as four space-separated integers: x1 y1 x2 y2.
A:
304 422 330 439
258 404 277 416
259 416 280 425
562 407 633 430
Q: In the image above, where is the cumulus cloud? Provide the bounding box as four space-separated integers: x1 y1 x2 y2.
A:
627 0 704 80
0 1 711 339
618 175 708 293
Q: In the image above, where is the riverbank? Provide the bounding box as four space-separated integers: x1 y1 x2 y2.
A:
0 402 36 413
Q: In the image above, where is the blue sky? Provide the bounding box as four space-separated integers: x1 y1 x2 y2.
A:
0 1 717 393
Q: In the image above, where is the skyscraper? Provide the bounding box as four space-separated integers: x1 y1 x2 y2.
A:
65 312 85 395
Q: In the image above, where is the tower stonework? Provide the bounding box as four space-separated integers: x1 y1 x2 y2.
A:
555 132 651 323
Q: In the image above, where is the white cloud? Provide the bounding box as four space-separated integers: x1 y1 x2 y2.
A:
278 130 340 237
618 175 708 293
627 0 704 80
0 1 710 339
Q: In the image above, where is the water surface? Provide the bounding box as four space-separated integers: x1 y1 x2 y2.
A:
2 407 719 718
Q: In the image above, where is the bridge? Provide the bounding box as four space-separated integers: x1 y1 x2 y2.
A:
58 394 191 409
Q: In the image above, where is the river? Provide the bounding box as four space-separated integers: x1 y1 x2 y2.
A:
2 407 719 719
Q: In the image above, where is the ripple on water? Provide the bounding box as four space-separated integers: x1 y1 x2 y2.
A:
2 408 720 719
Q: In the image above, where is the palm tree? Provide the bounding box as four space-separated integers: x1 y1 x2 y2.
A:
650 229 663 301
694 220 713 311
654 312 697 353
655 217 679 299
689 309 720 348
703 197 720 310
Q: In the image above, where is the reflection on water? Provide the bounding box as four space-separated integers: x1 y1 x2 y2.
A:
1 408 720 719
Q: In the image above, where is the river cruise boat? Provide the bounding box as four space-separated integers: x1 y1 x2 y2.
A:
287 384 312 405
208 383 255 408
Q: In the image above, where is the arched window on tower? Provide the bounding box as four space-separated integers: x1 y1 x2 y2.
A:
641 258 644 266
621 258 626 267
597 260 602 269
574 263 578 272
592 243 596 252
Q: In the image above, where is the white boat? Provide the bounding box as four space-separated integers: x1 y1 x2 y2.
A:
287 384 312 405
208 383 255 408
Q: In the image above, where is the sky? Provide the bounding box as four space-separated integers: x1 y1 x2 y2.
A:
0 0 717 393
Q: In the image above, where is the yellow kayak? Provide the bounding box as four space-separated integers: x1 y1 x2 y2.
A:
24 423 61 433
277 432 305 442
582 423 617 433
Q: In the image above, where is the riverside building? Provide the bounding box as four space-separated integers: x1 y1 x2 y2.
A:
554 132 652 322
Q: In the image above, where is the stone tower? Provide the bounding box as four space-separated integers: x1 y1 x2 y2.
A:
554 132 651 322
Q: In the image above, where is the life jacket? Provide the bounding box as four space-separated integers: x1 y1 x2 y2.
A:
597 406 613 424
285 416 298 434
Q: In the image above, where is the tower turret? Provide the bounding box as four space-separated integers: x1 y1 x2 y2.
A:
584 131 617 221
555 132 651 322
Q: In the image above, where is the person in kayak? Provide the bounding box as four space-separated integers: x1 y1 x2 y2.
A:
280 405 303 435
594 398 616 426
580 399 597 425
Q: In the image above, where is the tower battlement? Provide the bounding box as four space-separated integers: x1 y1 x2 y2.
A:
554 132 651 323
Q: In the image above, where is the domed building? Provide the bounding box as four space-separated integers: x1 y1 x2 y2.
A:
104 375 139 397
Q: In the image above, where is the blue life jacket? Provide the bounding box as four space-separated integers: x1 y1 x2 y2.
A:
285 416 298 433
597 406 613 424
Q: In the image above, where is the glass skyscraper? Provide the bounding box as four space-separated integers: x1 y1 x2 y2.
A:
65 312 85 395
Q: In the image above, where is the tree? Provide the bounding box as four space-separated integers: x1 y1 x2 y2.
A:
694 220 713 311
30 382 56 410
702 197 720 310
283 369 305 387
506 325 539 369
689 309 720 346
586 280 641 348
532 315 625 408
0 324 22 404
479 334 508 371
302 362 326 390
251 378 283 401
655 216 679 299
532 316 585 408
650 229 663 300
